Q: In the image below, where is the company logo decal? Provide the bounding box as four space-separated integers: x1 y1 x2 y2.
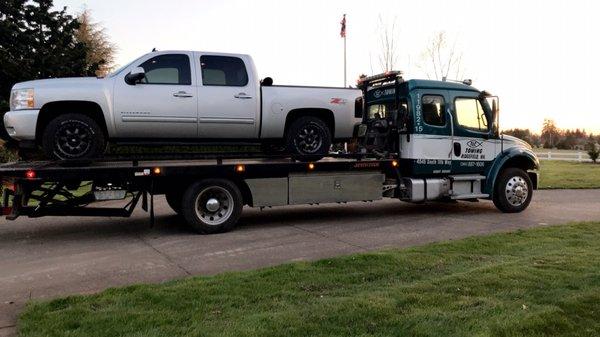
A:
461 139 486 160
467 140 483 148
330 98 348 105
372 88 395 99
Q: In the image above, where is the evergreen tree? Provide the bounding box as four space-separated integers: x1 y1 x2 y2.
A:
0 0 96 140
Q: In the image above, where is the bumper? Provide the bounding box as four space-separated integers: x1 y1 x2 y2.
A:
3 110 39 141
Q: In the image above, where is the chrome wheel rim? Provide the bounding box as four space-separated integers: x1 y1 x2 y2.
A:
294 122 323 154
505 176 529 207
194 186 234 226
55 121 92 158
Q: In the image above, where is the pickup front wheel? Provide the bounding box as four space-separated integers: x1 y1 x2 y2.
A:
42 114 106 160
286 116 331 161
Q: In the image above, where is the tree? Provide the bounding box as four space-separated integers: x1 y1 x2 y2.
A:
418 31 464 80
0 0 96 141
587 138 599 163
541 119 560 148
503 128 534 147
75 9 115 76
377 16 398 72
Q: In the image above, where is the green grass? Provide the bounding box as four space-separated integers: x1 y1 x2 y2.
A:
539 160 600 189
19 222 600 337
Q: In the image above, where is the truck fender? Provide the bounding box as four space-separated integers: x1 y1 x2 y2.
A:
484 148 540 195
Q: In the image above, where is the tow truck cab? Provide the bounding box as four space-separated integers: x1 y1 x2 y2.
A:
357 72 539 209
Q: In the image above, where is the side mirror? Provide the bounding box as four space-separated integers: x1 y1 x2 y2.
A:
125 67 146 85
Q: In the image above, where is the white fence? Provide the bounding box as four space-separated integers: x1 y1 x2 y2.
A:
534 151 592 162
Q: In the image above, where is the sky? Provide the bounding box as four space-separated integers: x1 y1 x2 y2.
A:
54 0 600 133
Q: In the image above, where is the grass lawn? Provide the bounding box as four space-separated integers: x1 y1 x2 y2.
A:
19 222 600 337
539 160 600 189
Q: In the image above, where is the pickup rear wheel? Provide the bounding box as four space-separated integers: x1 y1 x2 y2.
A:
493 168 533 213
42 114 106 160
286 116 331 161
181 179 243 234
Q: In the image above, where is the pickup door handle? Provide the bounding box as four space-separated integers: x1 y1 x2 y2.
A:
234 93 253 99
173 91 193 98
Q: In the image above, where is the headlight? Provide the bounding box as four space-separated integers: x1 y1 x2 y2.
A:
10 88 35 110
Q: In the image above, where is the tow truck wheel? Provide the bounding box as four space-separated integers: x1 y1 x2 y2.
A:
493 168 533 213
181 179 243 234
286 116 331 162
42 113 106 160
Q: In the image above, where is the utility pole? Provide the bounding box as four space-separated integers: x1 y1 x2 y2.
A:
341 14 347 87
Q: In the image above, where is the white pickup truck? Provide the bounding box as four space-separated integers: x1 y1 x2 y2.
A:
4 50 362 160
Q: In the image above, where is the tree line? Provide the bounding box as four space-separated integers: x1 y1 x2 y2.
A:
503 119 600 162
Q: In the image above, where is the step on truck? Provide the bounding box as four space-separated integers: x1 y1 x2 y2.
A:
0 72 539 234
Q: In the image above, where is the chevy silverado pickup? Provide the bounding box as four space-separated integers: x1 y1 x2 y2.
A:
4 50 362 160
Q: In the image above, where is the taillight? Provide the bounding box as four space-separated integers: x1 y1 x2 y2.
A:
25 170 36 179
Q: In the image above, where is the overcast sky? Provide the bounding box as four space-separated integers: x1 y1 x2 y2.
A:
54 0 600 133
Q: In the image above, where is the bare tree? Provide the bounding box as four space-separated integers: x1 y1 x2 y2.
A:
377 16 398 72
75 9 116 76
418 31 463 80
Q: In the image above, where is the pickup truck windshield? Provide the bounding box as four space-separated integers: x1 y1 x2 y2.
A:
108 55 144 77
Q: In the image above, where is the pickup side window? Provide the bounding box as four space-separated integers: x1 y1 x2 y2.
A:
454 97 489 132
139 54 191 85
200 56 248 86
421 95 445 126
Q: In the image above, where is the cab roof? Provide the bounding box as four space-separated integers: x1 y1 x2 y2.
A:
403 79 480 93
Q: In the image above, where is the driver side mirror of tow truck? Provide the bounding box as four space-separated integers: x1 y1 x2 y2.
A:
125 67 146 85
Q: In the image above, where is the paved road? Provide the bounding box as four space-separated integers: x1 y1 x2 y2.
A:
1 189 600 336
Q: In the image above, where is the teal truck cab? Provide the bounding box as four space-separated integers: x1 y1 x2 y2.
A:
356 71 539 212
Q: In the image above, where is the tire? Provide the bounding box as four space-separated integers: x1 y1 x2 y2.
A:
285 116 331 162
42 113 106 160
165 191 183 215
492 167 533 213
180 179 243 234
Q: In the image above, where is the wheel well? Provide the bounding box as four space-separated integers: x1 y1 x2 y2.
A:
284 108 335 138
501 155 537 172
36 101 108 144
158 176 253 207
496 155 539 189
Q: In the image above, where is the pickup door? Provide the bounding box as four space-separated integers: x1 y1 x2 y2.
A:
112 52 198 138
194 53 260 139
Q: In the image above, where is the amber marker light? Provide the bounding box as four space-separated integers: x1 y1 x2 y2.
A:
391 160 399 168
152 167 162 175
308 163 316 170
235 164 245 173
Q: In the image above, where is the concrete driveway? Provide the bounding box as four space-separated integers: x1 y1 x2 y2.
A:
1 189 600 336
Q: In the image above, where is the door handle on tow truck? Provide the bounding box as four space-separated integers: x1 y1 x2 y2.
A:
234 93 253 99
173 91 193 98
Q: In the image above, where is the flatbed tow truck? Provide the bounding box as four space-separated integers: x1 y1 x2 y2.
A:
0 72 539 234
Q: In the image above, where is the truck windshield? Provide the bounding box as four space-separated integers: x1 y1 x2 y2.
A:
108 55 145 78
367 103 396 119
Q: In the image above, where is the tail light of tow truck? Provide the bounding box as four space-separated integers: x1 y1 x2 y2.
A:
25 169 36 179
